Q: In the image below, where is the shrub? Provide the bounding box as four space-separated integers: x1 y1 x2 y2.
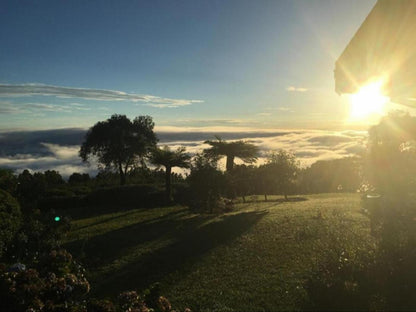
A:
362 194 416 310
0 248 90 312
0 190 22 258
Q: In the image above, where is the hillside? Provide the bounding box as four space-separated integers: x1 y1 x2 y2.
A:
63 193 374 311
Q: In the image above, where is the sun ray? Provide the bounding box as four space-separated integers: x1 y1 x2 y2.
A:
348 79 390 122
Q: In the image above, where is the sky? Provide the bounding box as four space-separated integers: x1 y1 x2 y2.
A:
0 0 380 132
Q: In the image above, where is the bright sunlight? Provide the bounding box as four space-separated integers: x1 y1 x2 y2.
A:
349 79 390 121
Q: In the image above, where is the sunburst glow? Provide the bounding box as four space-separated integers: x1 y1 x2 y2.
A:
349 80 390 121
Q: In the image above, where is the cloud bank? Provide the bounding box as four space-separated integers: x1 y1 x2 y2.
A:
0 128 367 176
0 83 203 108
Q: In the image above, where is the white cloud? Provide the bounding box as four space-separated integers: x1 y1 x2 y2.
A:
257 112 271 116
0 83 203 108
287 86 308 92
0 129 367 176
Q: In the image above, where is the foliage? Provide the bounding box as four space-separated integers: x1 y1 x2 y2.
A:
0 248 90 312
300 157 362 193
0 168 17 195
186 154 226 213
0 190 22 258
44 170 65 188
16 170 47 210
365 111 416 195
227 165 256 202
80 114 157 185
68 172 91 185
362 194 416 309
203 136 259 171
149 146 191 203
257 150 300 200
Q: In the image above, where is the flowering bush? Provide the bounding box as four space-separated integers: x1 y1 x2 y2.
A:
0 249 190 311
0 249 90 311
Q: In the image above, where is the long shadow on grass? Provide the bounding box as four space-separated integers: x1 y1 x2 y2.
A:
85 210 268 298
73 207 188 232
64 208 194 264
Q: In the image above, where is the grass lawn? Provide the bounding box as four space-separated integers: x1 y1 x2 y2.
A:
63 193 374 311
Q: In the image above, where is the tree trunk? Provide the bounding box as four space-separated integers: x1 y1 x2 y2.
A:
226 155 235 172
119 163 126 185
165 166 172 203
264 194 268 202
284 193 288 201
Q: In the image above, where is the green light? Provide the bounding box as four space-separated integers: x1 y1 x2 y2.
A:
54 216 60 222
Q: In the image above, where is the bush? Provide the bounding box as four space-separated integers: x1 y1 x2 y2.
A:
0 250 189 311
0 248 90 312
0 190 22 258
362 194 416 310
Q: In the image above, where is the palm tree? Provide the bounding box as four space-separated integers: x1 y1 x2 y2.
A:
203 136 259 171
149 146 191 202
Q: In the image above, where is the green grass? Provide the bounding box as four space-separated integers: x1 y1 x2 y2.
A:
63 193 374 311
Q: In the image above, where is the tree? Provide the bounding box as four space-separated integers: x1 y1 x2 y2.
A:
0 168 17 195
366 112 416 195
187 153 226 213
260 150 300 200
149 146 191 202
203 136 259 171
68 172 90 185
300 157 361 194
44 170 65 188
227 165 256 202
79 114 157 185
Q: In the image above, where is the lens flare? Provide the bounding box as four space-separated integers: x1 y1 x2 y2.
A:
349 79 389 121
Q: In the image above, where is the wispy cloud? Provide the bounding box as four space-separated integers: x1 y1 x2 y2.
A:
0 101 92 114
0 83 203 107
286 86 308 92
257 112 272 116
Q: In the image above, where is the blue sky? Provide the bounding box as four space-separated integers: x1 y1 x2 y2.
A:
0 0 377 131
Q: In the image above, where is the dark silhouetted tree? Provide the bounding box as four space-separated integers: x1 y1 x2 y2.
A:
187 153 226 213
44 170 65 188
228 165 256 202
366 111 416 194
68 172 90 185
79 114 157 185
300 157 361 194
203 136 259 171
0 168 17 195
149 146 191 202
260 150 300 200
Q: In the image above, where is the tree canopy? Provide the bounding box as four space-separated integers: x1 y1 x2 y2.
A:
203 136 259 171
366 112 416 194
149 146 191 202
79 114 157 185
259 150 300 200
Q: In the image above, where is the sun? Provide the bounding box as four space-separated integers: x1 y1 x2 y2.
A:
349 80 389 121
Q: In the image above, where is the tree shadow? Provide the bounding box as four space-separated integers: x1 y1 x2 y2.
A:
64 208 195 265
70 210 268 298
72 207 188 231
